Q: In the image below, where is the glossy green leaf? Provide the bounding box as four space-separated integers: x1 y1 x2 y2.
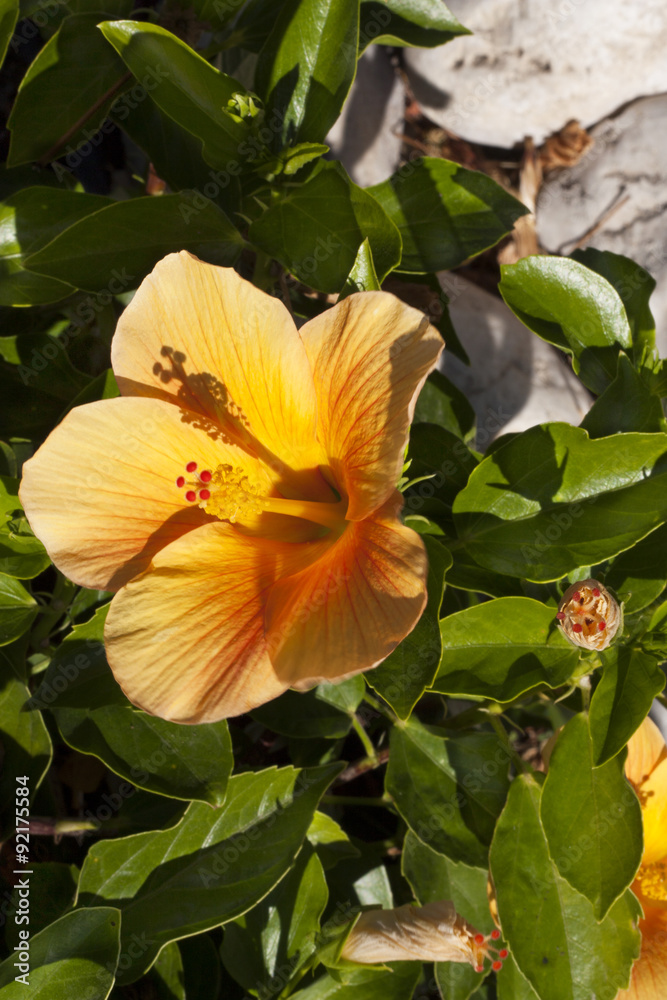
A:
386 718 510 866
571 247 656 358
0 646 52 814
339 238 381 298
499 256 632 394
148 941 186 1000
307 811 359 870
78 763 339 983
0 187 109 305
221 844 328 992
489 775 640 1000
589 646 665 766
605 522 667 614
249 161 401 293
33 604 234 804
433 597 579 702
256 0 359 147
368 158 527 273
99 20 253 170
444 548 524 599
414 369 476 442
292 963 421 1000
0 475 50 578
0 906 121 999
496 954 539 1000
0 0 19 70
8 13 130 166
453 424 667 581
252 677 365 739
25 192 243 292
359 0 469 50
581 354 666 438
403 423 478 522
403 831 492 1000
366 536 450 718
5 863 78 950
540 713 642 920
0 573 37 644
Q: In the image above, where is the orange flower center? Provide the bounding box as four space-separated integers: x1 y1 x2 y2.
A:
637 859 667 905
175 460 347 531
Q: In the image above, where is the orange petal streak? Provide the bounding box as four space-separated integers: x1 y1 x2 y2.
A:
19 396 271 591
265 493 428 686
300 291 443 520
104 522 311 723
111 251 327 488
640 757 667 867
619 901 667 1000
626 717 667 790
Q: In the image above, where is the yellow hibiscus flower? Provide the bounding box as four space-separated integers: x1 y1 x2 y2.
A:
20 251 442 723
620 716 667 998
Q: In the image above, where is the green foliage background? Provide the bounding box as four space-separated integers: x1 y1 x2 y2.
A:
0 1 666 998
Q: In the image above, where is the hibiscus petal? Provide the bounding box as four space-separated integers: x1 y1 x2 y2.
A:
104 522 303 723
618 901 667 1000
111 251 325 482
19 396 271 591
626 716 667 789
300 291 443 520
640 756 667 867
265 494 428 685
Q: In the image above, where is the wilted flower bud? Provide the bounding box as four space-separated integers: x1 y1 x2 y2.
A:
340 901 507 973
555 578 621 651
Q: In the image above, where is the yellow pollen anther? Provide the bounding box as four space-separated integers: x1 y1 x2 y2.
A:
201 464 268 523
637 860 667 903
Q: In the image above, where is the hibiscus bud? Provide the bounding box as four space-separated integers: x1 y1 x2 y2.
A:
556 578 621 651
340 901 506 973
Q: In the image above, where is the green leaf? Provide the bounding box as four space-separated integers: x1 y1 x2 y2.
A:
414 369 476 442
0 646 52 814
403 831 492 1000
589 645 665 766
496 954 540 1000
489 775 640 1000
339 238 381 298
0 573 37 644
444 548 524 599
7 13 130 166
0 187 109 305
453 424 667 581
252 677 365 739
368 158 527 273
249 160 401 293
0 0 19 71
292 964 421 1000
403 423 478 522
6 863 78 949
359 0 470 51
0 475 50 578
0 906 121 999
433 597 579 702
179 935 222 1000
386 718 510 867
307 811 359 870
581 354 666 438
99 20 254 170
540 713 642 920
571 247 656 359
221 844 328 992
77 763 340 983
499 256 632 394
32 605 234 805
366 536 450 718
25 192 243 292
148 941 186 1000
605 522 667 614
256 0 359 147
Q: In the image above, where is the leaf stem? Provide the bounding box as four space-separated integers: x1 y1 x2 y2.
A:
351 714 376 761
486 712 531 776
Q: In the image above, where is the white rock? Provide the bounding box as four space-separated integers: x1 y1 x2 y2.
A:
537 95 667 355
326 46 404 187
440 274 592 443
404 0 667 148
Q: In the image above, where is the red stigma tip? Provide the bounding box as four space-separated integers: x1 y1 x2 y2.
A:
499 949 508 959
199 489 211 501
492 961 503 971
186 461 197 473
176 476 185 488
475 965 484 974
572 623 583 633
200 469 212 483
491 929 501 940
474 933 485 944
573 591 581 601
185 490 196 503
592 587 600 596
598 621 606 631
556 611 566 620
